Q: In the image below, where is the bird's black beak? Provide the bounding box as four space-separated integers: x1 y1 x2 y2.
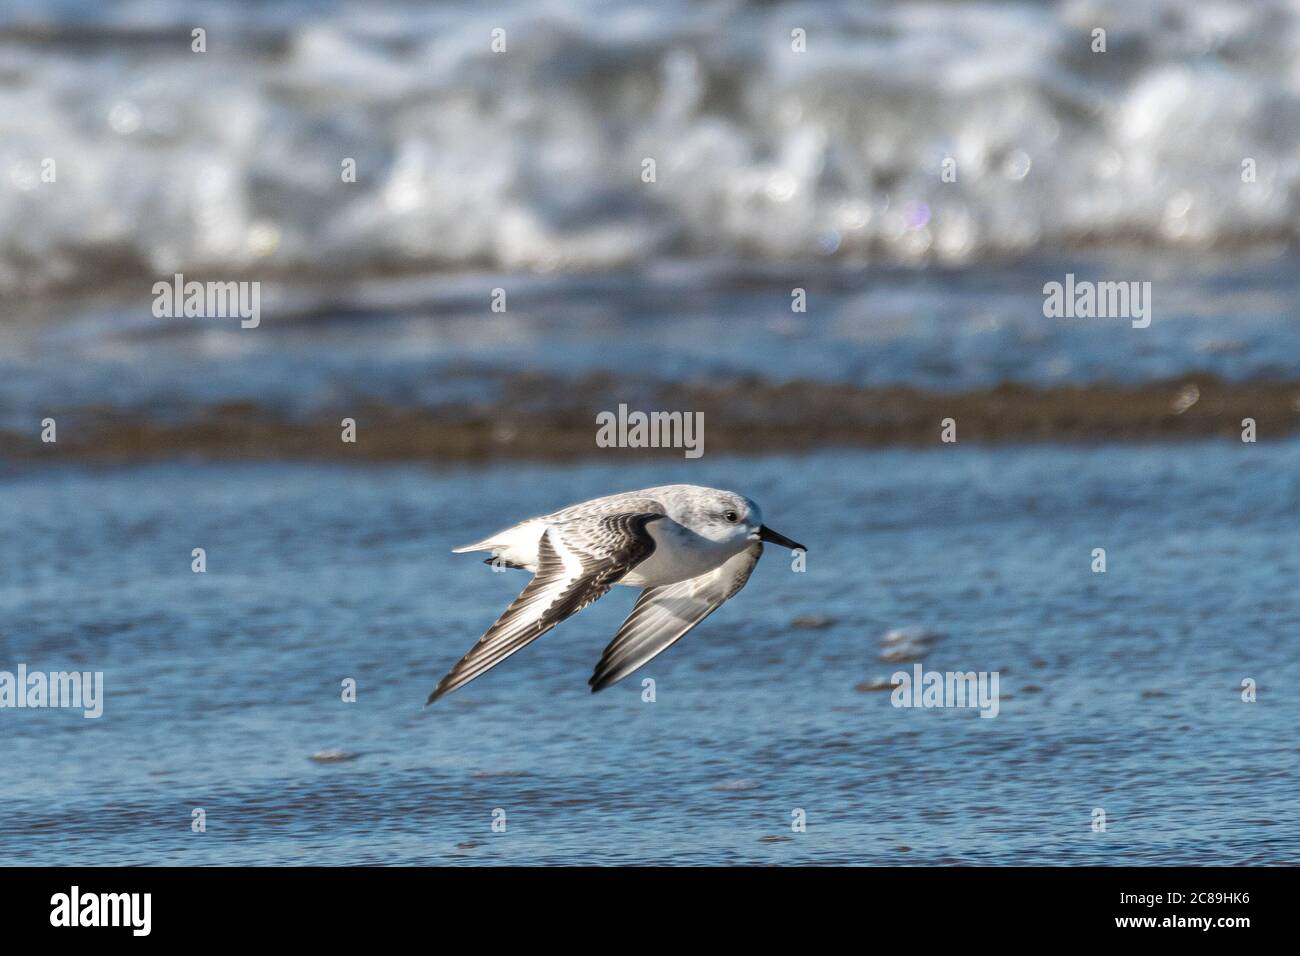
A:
757 525 805 551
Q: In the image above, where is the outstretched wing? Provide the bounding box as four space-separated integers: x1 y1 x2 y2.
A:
427 512 661 703
588 541 763 692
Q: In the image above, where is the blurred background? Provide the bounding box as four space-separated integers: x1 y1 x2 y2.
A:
0 0 1297 865
3 0 1300 431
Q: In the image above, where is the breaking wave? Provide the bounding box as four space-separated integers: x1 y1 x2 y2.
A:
2 0 1298 296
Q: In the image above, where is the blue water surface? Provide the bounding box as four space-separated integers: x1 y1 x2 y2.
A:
0 440 1296 865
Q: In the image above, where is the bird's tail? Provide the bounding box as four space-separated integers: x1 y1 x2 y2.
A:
452 518 543 557
452 534 502 554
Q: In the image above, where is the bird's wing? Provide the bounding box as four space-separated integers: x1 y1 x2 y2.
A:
427 511 662 703
588 541 763 692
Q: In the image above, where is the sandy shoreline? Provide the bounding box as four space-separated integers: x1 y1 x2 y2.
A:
6 373 1296 464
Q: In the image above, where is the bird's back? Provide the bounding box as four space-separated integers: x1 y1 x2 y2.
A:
453 485 722 570
541 484 714 522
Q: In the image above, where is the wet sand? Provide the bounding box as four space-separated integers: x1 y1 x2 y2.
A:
6 373 1296 464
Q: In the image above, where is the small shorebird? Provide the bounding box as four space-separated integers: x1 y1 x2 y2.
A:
427 485 805 703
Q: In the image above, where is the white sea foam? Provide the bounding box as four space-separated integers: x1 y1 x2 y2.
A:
2 0 1298 296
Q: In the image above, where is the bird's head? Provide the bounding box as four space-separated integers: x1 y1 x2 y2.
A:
691 490 806 553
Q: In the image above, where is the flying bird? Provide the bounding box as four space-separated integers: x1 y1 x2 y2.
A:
427 484 805 703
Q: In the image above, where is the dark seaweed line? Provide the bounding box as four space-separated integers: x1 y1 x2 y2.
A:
4 373 1297 464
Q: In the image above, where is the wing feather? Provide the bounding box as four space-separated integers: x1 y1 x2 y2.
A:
588 541 763 692
427 511 661 703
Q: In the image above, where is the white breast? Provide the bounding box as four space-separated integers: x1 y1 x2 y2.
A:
619 518 733 587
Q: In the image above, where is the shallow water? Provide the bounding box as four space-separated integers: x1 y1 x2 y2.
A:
5 252 1300 434
1 442 1296 865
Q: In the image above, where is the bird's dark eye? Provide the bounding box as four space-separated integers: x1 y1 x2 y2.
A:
724 510 738 522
